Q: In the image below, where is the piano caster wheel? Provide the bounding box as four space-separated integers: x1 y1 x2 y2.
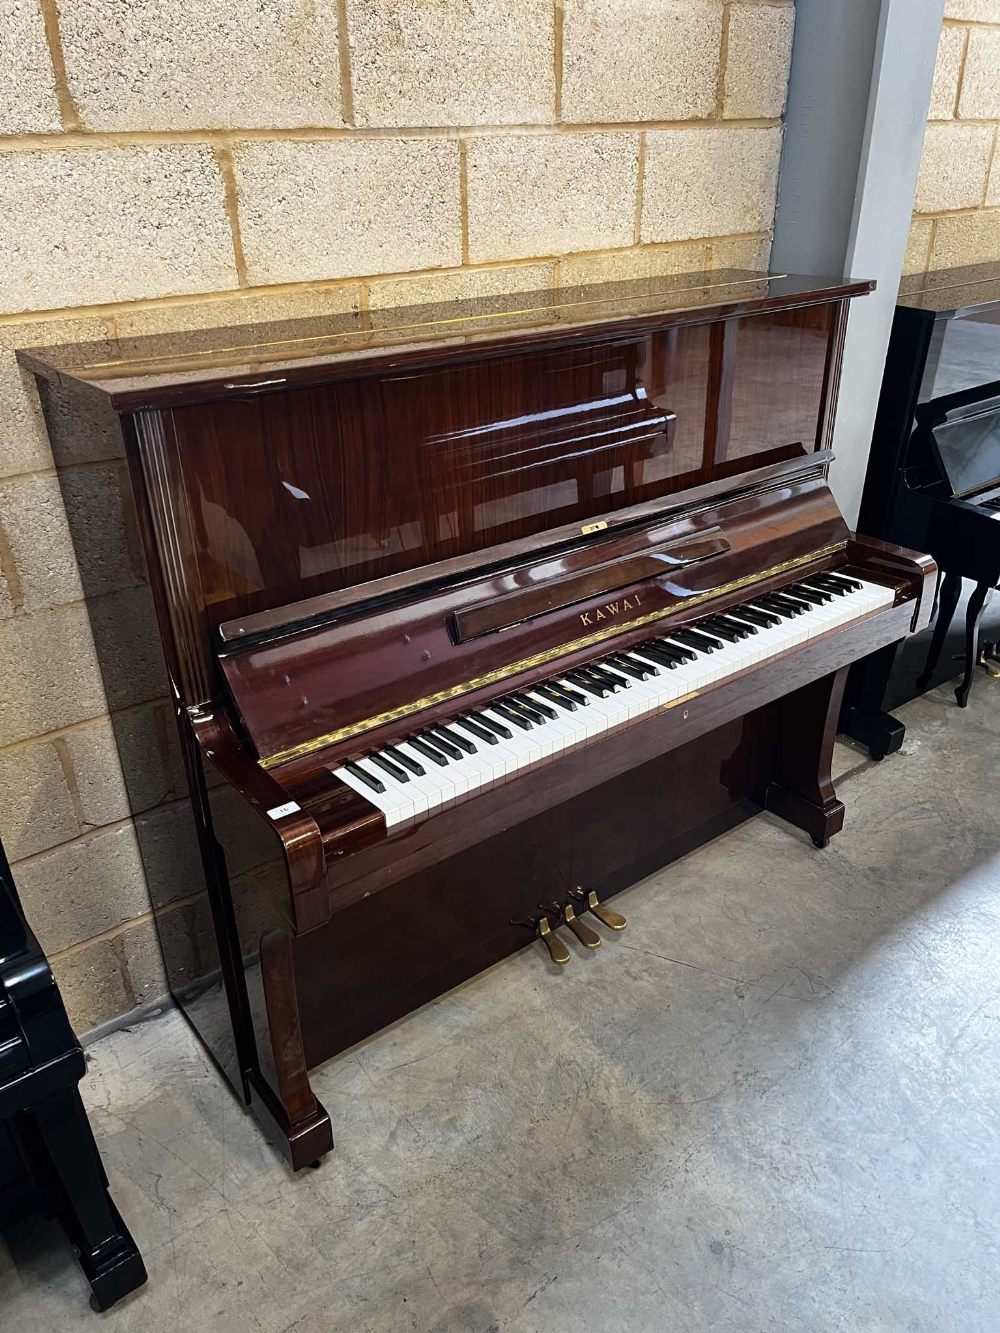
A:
812 835 829 849
307 1159 323 1170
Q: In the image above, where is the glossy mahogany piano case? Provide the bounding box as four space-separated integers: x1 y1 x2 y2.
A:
21 271 935 1168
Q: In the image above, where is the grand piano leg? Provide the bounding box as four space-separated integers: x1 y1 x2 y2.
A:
20 1087 147 1310
764 666 848 849
916 568 962 692
956 580 994 708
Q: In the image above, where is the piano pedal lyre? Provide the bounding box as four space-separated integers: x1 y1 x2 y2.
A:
552 900 602 951
536 914 571 966
571 886 627 932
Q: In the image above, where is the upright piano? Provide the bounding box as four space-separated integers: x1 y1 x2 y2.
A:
21 271 935 1169
842 262 1000 754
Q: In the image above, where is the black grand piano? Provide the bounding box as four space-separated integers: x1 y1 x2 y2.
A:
842 263 1000 756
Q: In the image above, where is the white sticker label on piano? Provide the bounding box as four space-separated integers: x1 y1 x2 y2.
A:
267 801 301 820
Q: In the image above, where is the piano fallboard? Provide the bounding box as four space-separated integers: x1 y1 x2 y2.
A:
219 452 850 768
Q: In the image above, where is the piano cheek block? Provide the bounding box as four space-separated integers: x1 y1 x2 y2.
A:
19 268 933 1167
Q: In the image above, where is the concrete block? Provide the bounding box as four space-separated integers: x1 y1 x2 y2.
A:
0 466 140 612
64 704 175 828
558 242 709 289
0 740 78 860
57 0 343 131
944 0 1000 18
928 26 966 120
914 124 994 214
50 936 132 1032
368 264 555 328
466 133 639 263
234 138 462 285
903 219 934 275
929 210 1000 269
87 585 170 713
348 0 553 127
15 821 150 956
112 284 363 341
707 234 772 270
986 141 1000 206
723 4 795 120
120 916 168 1008
0 0 61 133
1 146 237 313
561 0 721 123
958 28 1000 121
642 127 782 243
0 603 106 747
0 317 112 479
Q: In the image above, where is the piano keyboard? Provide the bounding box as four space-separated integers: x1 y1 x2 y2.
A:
331 573 895 828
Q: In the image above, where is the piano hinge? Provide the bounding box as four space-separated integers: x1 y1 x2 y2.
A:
259 540 846 769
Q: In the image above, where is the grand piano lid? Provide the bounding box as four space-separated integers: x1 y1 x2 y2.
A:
18 268 872 411
898 260 1000 317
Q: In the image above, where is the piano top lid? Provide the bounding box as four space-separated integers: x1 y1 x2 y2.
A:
19 268 872 412
898 261 1000 317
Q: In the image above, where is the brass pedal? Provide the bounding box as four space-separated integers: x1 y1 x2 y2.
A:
575 887 627 932
536 915 570 966
562 901 602 950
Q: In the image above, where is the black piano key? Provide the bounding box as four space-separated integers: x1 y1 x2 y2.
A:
519 691 557 719
567 670 612 698
536 682 578 711
370 752 410 783
508 693 548 722
635 643 682 669
814 570 862 592
698 618 741 643
455 715 499 745
429 729 464 759
730 604 780 628
476 711 513 740
771 590 814 611
503 696 544 724
345 761 386 794
787 583 832 606
493 701 533 729
613 653 656 679
755 596 804 618
653 637 697 663
546 681 588 708
408 735 450 766
714 614 757 636
384 744 425 776
436 724 476 754
803 573 853 596
593 663 630 689
673 627 722 652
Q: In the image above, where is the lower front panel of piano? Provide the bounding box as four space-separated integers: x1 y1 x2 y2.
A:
293 695 810 1069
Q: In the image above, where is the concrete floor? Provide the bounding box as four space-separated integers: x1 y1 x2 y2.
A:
2 679 1000 1332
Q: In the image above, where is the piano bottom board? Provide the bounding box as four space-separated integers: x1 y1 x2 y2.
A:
295 708 777 1069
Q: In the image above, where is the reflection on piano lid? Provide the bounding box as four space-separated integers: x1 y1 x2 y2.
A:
20 269 936 1170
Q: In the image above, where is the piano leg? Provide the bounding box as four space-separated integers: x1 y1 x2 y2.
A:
19 1087 147 1311
764 666 848 849
916 568 962 693
840 642 907 761
245 929 333 1171
956 580 994 708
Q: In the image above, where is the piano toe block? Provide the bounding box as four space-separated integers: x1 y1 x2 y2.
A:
764 783 846 848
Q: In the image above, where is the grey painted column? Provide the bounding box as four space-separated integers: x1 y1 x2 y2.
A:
771 0 946 526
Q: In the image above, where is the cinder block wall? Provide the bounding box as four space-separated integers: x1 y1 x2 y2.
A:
906 0 1000 271
0 0 795 1032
